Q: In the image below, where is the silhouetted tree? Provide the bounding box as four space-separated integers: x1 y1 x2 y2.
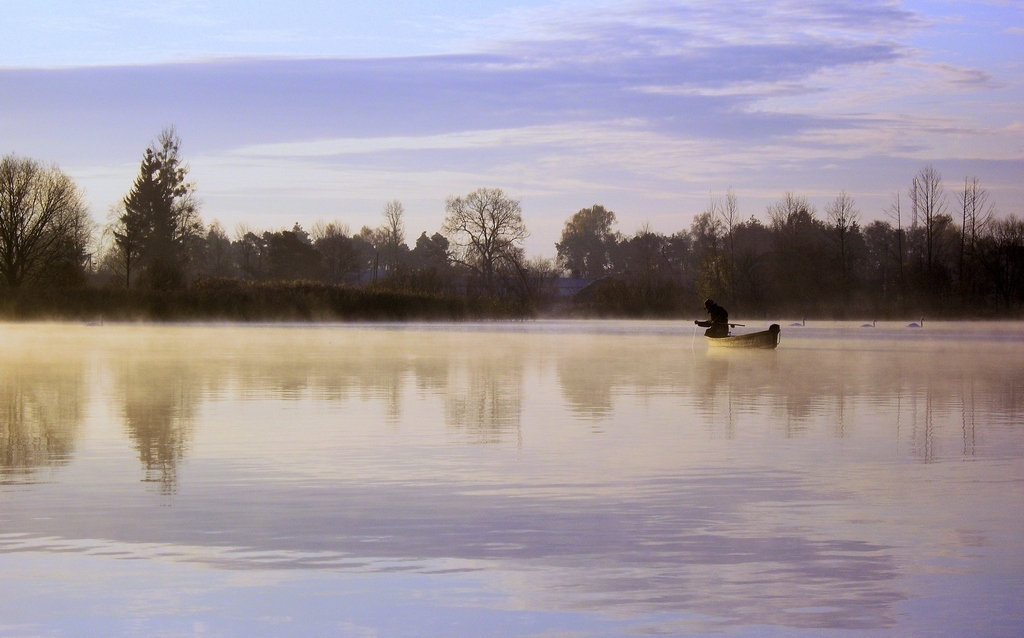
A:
717 189 740 303
442 188 528 296
556 204 618 278
767 192 826 313
862 220 899 310
200 221 235 278
115 128 202 290
380 200 406 273
884 192 907 305
691 203 728 303
980 214 1024 309
232 227 268 280
955 176 994 301
825 191 861 303
0 155 91 288
611 224 677 312
312 221 360 284
265 224 321 281
410 231 450 270
662 230 695 291
381 231 453 294
730 217 772 312
909 165 950 293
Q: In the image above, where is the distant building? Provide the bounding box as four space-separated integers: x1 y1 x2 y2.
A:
555 277 594 298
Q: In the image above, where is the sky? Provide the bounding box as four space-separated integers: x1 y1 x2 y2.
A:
1 0 1022 256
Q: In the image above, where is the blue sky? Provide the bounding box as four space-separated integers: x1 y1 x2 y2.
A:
1 0 1022 255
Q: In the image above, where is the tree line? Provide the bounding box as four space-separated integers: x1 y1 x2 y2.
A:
557 173 1023 317
1 128 1021 318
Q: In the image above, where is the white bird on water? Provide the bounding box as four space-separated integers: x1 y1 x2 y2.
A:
861 320 876 328
907 318 923 328
790 318 805 327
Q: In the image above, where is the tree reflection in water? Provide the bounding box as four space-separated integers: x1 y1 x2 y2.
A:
443 356 522 445
0 359 84 484
117 362 199 494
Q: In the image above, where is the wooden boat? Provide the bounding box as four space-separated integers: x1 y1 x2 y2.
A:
706 324 781 349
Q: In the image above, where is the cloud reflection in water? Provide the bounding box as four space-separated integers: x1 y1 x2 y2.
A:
0 322 1021 634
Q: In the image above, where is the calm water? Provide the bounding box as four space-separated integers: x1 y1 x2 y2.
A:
1 321 1022 637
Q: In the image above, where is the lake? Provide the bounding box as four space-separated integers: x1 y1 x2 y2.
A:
1 321 1022 637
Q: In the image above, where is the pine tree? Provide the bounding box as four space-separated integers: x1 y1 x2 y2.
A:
116 128 202 290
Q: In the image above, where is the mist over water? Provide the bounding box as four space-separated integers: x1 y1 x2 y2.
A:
0 322 1021 636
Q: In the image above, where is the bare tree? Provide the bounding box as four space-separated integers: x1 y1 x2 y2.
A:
956 176 994 296
716 188 739 302
826 191 860 300
442 188 528 296
909 165 948 283
380 200 405 272
311 219 350 243
0 155 92 288
885 192 906 302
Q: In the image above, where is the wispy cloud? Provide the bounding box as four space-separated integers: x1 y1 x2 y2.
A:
0 0 1019 248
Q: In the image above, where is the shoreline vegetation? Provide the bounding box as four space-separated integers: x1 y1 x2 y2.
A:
1 128 1022 322
1 280 1020 323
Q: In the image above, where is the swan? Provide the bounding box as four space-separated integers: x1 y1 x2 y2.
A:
861 320 876 328
790 318 805 327
907 318 923 328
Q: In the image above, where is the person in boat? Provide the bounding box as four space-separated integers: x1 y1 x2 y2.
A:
700 299 729 338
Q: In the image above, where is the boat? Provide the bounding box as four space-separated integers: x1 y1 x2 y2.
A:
705 324 781 349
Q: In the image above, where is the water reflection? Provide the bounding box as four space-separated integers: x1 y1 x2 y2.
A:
0 323 1020 635
443 353 522 444
0 352 84 484
115 360 199 494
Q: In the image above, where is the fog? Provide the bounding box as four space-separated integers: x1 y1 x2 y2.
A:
1 322 1021 635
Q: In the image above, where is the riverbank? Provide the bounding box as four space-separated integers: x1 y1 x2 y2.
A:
1 280 1020 322
0 280 526 322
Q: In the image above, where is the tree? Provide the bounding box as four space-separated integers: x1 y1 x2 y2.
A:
442 188 528 295
115 127 202 290
909 165 949 289
984 215 1024 308
410 231 450 270
885 192 906 303
716 189 740 303
200 221 234 278
690 205 727 303
956 176 993 299
232 225 268 280
107 202 144 288
555 204 617 279
380 200 406 272
862 220 899 308
0 155 92 288
265 223 321 281
825 191 860 301
312 220 360 284
620 223 674 309
767 192 827 312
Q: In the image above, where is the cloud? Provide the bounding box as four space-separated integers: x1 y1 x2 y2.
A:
0 0 1018 245
0 2 911 161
